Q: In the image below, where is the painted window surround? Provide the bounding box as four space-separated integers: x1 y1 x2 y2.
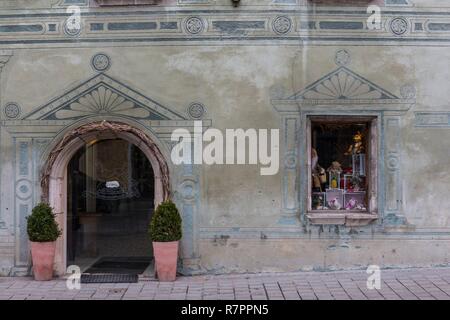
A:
273 105 411 228
272 63 414 228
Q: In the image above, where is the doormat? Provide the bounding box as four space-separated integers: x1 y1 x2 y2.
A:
84 256 152 275
80 273 138 284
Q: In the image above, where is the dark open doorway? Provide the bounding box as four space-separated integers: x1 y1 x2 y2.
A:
66 138 155 276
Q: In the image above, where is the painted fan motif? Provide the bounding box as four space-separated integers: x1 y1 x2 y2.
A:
303 70 383 100
55 86 151 119
289 67 398 101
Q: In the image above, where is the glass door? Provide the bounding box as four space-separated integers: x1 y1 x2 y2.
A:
67 139 155 274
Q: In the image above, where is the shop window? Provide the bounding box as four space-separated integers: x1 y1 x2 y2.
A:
307 116 378 216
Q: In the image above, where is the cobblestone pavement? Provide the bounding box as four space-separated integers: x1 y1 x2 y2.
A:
1 267 450 300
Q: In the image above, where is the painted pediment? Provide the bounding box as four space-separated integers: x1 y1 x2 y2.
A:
288 67 399 101
23 73 186 121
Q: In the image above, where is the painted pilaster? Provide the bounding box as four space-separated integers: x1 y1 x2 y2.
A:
0 50 13 229
279 115 301 225
32 139 52 204
172 137 202 274
10 136 51 271
383 113 408 227
14 139 34 267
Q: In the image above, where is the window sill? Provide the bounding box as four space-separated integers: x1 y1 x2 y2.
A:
306 212 378 227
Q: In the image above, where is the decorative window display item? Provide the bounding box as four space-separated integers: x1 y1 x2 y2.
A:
312 192 326 210
351 175 364 192
343 167 352 175
312 174 321 190
328 197 342 210
311 148 327 191
344 191 366 211
344 174 365 192
325 189 344 210
318 168 327 184
344 131 365 155
352 153 366 177
329 172 340 189
327 161 342 189
343 174 353 191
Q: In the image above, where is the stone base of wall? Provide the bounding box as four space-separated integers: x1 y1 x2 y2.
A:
0 257 14 277
3 236 450 277
0 233 15 276
195 238 450 275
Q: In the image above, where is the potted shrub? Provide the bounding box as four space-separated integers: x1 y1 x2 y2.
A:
149 200 182 281
26 203 62 281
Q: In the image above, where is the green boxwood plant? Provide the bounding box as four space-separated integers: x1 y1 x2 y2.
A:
26 203 62 242
149 200 182 242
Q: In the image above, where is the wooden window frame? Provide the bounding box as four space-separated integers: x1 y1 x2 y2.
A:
305 115 379 226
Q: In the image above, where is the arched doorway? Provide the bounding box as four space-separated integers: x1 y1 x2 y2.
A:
67 138 155 274
41 121 170 276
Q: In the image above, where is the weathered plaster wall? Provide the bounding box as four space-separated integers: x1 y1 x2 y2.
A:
0 1 449 276
199 238 450 274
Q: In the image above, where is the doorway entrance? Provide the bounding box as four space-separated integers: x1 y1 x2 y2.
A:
41 121 170 276
66 138 155 274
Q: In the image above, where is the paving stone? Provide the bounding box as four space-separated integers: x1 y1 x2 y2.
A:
3 268 450 300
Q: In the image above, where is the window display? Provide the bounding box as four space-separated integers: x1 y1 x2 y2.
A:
310 120 370 212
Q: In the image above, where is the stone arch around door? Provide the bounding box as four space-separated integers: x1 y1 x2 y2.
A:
40 120 171 275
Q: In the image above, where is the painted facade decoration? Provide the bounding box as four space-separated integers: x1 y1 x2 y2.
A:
0 0 449 276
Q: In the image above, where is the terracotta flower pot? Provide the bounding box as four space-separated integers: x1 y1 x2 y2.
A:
30 241 56 281
152 241 179 281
